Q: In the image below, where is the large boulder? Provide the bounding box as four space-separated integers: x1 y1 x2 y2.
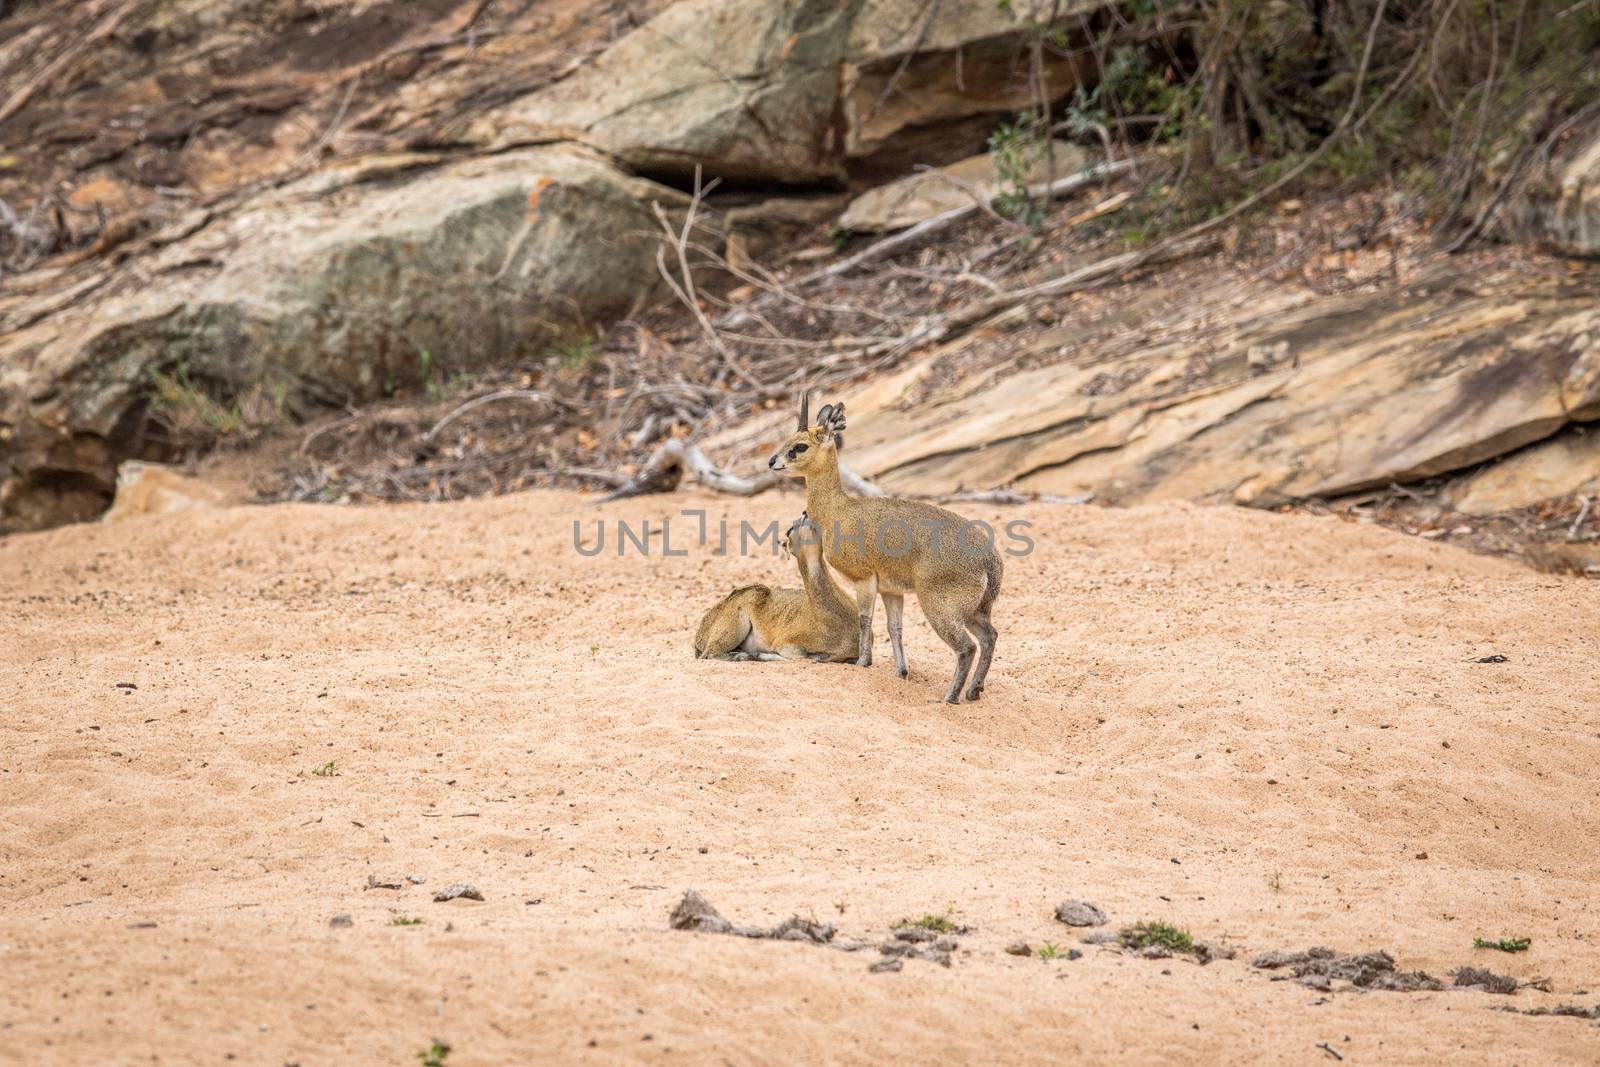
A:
0 145 688 532
477 0 858 184
478 0 1107 184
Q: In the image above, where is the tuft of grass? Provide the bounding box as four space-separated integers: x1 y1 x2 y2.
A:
1266 871 1283 892
1474 937 1531 953
1119 920 1195 953
392 916 424 927
309 761 339 778
826 223 853 253
417 1041 450 1067
895 907 959 933
549 331 596 373
146 361 245 440
1035 942 1066 960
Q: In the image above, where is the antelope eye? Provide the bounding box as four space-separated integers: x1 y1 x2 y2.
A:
791 443 809 455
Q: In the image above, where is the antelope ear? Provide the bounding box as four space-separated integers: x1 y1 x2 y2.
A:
798 390 810 431
815 402 834 429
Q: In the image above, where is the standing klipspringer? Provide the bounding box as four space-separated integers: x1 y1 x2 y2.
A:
767 395 1002 704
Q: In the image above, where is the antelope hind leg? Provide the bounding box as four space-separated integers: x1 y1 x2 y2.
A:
965 611 997 701
923 604 976 705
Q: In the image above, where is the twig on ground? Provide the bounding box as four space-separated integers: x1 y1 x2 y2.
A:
786 159 1139 290
1568 496 1592 541
423 389 572 444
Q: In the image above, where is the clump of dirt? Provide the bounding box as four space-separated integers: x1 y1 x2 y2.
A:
668 890 841 946
1499 1004 1600 1020
872 925 960 969
1252 947 1444 992
1450 967 1519 994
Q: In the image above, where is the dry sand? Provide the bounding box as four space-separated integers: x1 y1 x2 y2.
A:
3 490 1599 1065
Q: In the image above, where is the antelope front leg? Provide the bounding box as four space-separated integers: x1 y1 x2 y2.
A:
880 592 908 679
852 575 878 668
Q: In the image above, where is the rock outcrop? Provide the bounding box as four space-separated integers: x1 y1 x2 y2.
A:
1532 126 1600 258
749 260 1600 510
1 146 687 530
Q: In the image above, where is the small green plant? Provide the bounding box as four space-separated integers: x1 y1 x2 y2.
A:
987 111 1046 232
1036 942 1066 960
146 360 245 439
589 643 599 656
1120 920 1195 953
826 223 853 252
310 761 338 778
549 331 596 373
895 907 959 933
392 916 424 926
414 341 477 403
417 1041 450 1067
1474 937 1531 953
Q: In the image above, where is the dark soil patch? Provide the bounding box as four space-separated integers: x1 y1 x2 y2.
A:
1253 947 1443 992
1451 967 1519 994
669 890 842 946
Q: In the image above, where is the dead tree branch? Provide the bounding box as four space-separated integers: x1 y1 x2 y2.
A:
595 438 884 503
784 158 1138 291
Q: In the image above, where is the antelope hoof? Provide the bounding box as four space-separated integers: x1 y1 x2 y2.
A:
897 667 909 680
965 684 983 702
855 654 872 668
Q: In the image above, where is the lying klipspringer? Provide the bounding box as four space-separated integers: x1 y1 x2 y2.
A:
693 514 859 663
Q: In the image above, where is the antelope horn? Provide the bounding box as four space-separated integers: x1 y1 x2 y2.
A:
798 390 809 431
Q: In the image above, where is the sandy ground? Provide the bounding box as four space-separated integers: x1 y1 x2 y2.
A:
3 490 1599 1066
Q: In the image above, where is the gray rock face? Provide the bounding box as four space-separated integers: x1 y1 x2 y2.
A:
0 146 687 532
481 0 857 183
1515 124 1600 258
480 0 1107 182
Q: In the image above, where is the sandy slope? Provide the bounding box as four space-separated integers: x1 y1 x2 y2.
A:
3 491 1599 1066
